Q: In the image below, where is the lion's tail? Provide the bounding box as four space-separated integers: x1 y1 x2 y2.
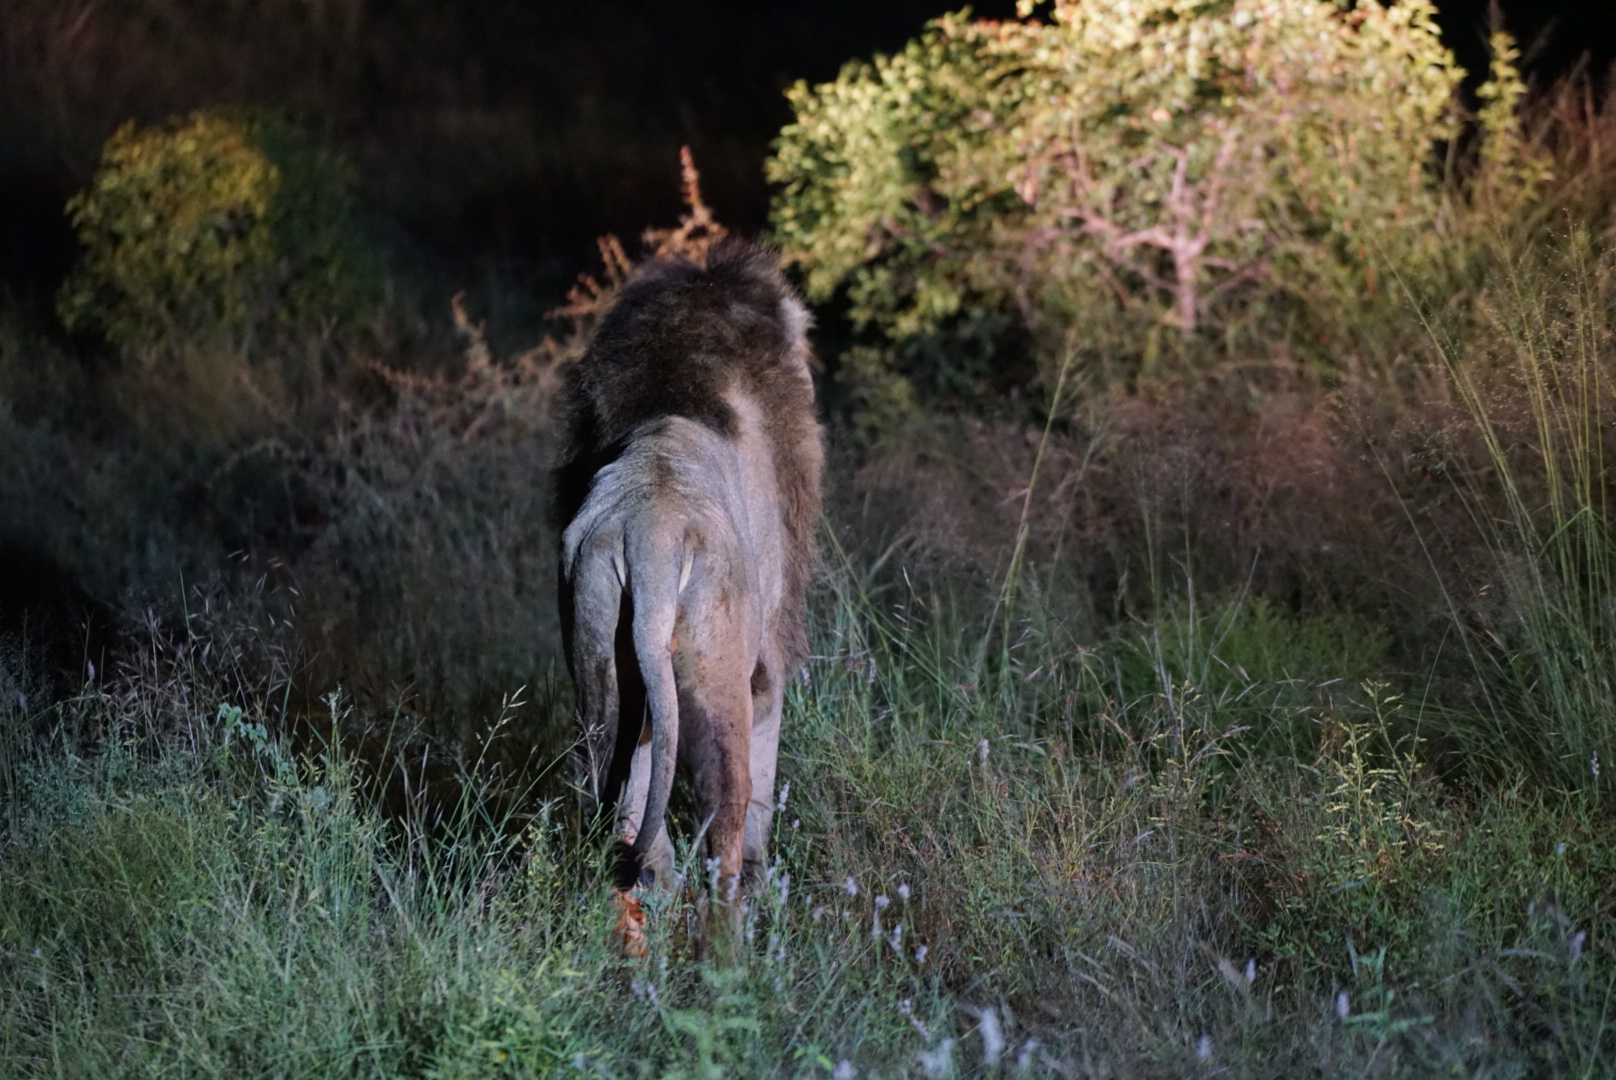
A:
625 528 682 879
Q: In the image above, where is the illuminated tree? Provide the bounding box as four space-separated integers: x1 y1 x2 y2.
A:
769 0 1499 379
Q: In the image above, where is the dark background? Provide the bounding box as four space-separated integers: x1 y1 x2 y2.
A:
1 0 1612 318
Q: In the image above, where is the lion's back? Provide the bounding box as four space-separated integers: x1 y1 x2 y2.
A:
555 240 821 668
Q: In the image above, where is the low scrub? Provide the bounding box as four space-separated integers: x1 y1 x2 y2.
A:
2 579 1612 1077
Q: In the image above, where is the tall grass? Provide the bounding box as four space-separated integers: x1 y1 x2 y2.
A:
1429 228 1616 801
3 574 1611 1078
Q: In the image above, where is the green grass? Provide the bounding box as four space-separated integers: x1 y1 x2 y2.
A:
1421 226 1616 804
2 579 1612 1079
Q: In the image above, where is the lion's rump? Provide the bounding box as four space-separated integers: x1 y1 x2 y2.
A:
554 241 821 669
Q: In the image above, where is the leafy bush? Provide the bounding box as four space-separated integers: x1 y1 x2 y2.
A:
58 110 381 358
769 0 1539 389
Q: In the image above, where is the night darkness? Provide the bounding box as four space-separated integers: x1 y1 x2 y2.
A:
2 0 1613 311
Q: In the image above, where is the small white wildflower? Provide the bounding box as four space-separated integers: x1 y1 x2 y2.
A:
874 894 891 912
777 781 790 812
631 977 660 1007
917 1038 955 1079
978 738 990 766
915 944 930 964
1593 751 1601 779
777 871 791 906
890 923 904 950
897 997 930 1038
844 876 859 897
572 1052 588 1070
705 857 722 890
833 1061 855 1080
974 1005 1005 1067
898 883 911 902
1336 991 1350 1020
1571 930 1587 965
1196 1033 1213 1061
811 905 828 923
792 818 800 829
1245 957 1256 983
1016 1038 1041 1071
1557 842 1568 856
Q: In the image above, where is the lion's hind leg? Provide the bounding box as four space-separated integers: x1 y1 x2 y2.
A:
566 545 657 958
618 719 679 892
672 614 756 957
566 543 628 816
567 540 657 885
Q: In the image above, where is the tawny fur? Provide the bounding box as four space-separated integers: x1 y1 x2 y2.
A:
555 240 823 950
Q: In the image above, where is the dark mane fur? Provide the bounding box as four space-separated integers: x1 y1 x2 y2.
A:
554 239 823 666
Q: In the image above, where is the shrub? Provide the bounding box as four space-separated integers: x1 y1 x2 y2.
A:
57 110 381 358
769 0 1542 391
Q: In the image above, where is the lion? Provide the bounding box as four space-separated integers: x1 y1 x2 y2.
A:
555 240 822 954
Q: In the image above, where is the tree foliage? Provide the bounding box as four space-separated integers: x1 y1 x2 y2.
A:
768 0 1493 379
59 111 380 358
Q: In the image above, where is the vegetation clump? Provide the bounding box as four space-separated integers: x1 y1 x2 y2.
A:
769 0 1538 392
58 110 380 359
